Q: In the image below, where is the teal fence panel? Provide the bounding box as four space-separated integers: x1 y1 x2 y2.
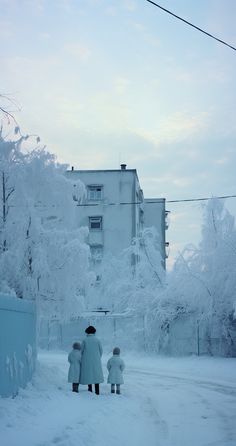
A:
0 294 37 397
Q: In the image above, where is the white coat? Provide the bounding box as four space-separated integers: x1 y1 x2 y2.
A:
107 355 125 385
68 349 81 383
80 334 104 385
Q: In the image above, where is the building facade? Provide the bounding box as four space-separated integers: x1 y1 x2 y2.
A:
66 164 169 269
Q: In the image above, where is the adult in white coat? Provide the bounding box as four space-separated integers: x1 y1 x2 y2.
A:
107 347 125 394
68 342 81 393
80 326 104 395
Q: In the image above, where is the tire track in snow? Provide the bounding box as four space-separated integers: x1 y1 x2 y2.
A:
127 366 236 446
127 368 236 397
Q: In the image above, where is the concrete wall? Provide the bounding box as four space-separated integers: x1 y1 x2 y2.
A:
0 294 37 397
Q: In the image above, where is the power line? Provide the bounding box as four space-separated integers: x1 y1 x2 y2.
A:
76 194 236 205
6 193 236 208
167 194 236 203
145 0 236 51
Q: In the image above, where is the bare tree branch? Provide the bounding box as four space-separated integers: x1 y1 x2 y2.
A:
0 94 20 125
5 187 15 202
178 251 212 298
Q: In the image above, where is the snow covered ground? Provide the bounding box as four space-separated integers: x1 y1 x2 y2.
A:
1 351 236 446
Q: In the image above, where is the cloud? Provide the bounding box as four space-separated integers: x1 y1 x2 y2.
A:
169 212 187 223
144 34 160 48
113 77 130 95
38 32 51 40
215 157 229 165
29 0 45 12
132 110 212 148
129 19 160 47
142 174 193 189
57 0 73 13
173 69 194 83
169 59 231 85
63 43 91 61
159 111 211 142
105 6 117 16
0 19 14 38
130 21 145 32
123 0 136 12
204 60 231 83
172 177 192 188
133 129 160 148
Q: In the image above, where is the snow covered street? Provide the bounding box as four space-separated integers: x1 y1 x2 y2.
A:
1 352 236 446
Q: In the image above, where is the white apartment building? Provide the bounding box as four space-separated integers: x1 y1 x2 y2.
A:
66 164 169 269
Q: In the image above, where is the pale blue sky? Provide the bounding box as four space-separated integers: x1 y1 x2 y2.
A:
1 0 236 267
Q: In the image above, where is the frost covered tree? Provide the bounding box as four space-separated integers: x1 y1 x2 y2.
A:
173 199 236 321
187 198 236 353
87 227 165 314
0 126 92 320
147 198 236 355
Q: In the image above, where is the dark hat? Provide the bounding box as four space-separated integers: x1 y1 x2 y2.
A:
113 347 120 355
73 342 81 350
85 325 96 334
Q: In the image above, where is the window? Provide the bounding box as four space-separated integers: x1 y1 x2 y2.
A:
87 185 103 201
139 189 144 202
165 210 170 229
139 209 144 224
89 216 103 230
165 241 170 258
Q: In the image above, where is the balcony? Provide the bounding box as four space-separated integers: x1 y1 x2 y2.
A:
165 210 170 230
165 241 170 258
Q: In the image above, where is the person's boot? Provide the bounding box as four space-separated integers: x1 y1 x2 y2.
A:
95 383 100 395
111 384 115 394
72 383 78 393
88 384 92 392
116 385 121 395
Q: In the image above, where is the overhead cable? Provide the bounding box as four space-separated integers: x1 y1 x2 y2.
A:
167 194 236 203
145 0 236 51
75 194 236 206
6 194 236 208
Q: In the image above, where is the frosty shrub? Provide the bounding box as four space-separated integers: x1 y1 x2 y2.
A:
0 126 92 320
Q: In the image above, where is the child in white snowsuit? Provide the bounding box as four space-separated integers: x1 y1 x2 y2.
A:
107 347 125 394
68 342 81 393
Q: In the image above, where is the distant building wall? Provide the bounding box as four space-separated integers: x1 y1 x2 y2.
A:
144 198 166 267
66 169 140 257
66 168 167 267
0 294 37 397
